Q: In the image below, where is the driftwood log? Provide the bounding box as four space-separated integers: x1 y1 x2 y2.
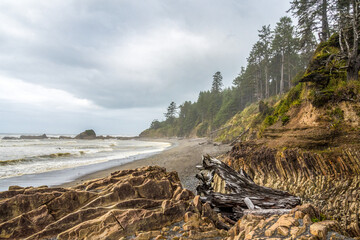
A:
196 155 301 221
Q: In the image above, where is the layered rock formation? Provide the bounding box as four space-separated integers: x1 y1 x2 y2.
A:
0 164 352 239
0 166 191 239
0 166 231 240
224 141 360 237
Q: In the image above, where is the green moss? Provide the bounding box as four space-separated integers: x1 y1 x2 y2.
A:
260 83 303 128
311 217 320 223
330 107 344 120
281 115 290 125
311 213 327 223
259 100 274 116
308 79 360 108
301 34 342 88
299 33 360 109
309 89 334 107
334 80 360 101
264 115 277 127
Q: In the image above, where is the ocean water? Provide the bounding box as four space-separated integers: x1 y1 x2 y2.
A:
0 134 171 191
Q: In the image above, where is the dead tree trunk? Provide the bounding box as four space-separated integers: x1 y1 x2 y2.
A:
196 155 301 221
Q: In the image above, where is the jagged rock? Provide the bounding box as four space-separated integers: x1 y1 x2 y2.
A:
7 186 24 191
135 230 161 240
277 226 289 236
175 188 194 201
291 203 320 219
0 165 350 240
75 129 96 139
192 195 202 213
0 166 190 240
310 223 328 240
136 179 173 200
227 204 349 240
184 211 199 223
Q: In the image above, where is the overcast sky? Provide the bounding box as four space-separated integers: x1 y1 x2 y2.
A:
0 0 291 135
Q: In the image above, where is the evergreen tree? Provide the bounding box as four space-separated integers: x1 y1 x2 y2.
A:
272 17 297 94
178 101 198 136
150 119 161 129
258 25 273 98
336 0 360 81
164 101 177 122
233 66 255 105
247 42 264 100
212 71 223 93
142 13 318 138
197 91 212 121
289 0 333 42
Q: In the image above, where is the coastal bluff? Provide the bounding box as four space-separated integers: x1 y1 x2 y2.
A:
0 166 350 240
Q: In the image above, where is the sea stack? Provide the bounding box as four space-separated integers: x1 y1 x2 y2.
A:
20 134 47 139
75 129 96 139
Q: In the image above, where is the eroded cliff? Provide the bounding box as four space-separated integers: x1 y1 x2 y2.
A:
223 141 360 237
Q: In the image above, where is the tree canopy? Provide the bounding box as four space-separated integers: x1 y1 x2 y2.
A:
142 1 359 138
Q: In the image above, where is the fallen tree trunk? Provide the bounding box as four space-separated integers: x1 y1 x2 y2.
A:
196 155 301 221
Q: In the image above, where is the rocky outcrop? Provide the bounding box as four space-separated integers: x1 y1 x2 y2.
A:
19 134 47 139
0 164 350 239
1 137 18 140
227 204 351 240
2 131 126 140
0 166 195 240
75 129 96 139
224 141 360 237
130 196 230 240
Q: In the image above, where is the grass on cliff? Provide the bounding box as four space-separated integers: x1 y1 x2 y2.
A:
215 95 281 143
260 83 304 132
215 83 305 143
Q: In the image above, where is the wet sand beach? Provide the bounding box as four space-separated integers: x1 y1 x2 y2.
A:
59 138 231 192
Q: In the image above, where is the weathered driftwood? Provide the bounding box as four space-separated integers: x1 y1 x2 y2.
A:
244 197 255 210
243 209 292 216
196 155 301 221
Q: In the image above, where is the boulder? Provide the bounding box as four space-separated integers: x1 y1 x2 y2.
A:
310 222 328 240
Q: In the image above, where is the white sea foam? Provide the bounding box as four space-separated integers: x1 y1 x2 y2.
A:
0 137 171 179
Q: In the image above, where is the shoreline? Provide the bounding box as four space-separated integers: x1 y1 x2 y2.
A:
58 138 231 192
0 138 173 192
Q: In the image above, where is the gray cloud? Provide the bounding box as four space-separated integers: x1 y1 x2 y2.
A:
0 0 290 134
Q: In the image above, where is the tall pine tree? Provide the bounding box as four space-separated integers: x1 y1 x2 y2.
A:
212 71 223 93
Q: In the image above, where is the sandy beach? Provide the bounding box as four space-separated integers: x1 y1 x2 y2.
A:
59 138 231 192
